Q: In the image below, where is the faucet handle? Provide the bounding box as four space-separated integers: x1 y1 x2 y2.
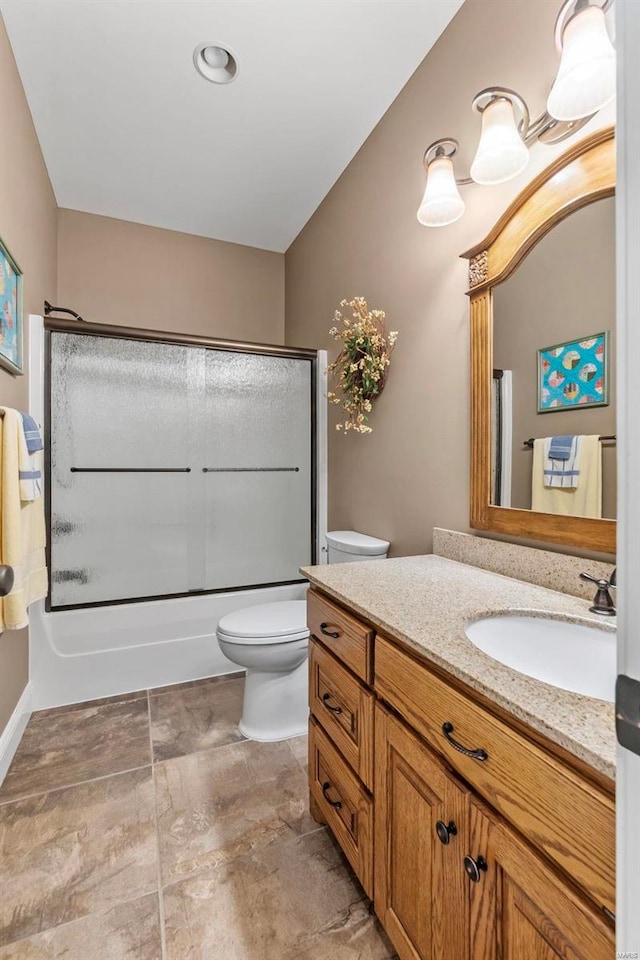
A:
580 572 609 587
580 571 616 616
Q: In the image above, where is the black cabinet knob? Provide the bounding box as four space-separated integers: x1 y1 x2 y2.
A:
435 820 457 845
463 855 488 883
0 565 14 598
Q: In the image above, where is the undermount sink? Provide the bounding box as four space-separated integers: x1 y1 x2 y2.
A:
465 615 616 703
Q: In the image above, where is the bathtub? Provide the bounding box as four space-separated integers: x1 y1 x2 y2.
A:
29 582 308 710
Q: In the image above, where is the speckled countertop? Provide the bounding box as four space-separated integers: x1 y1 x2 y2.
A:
301 555 616 780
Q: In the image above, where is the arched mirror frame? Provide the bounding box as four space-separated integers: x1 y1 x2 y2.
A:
462 126 616 554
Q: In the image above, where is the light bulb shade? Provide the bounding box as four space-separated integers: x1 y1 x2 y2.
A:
470 98 529 185
547 5 616 121
417 155 465 227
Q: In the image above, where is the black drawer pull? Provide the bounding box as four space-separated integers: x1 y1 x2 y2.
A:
464 855 488 883
322 692 343 715
442 722 488 761
321 781 342 809
435 820 457 845
320 622 340 639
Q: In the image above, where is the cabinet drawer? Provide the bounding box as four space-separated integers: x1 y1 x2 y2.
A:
310 639 374 788
309 718 373 896
307 589 374 683
375 635 615 913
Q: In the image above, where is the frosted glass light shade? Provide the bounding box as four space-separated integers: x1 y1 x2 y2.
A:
547 5 616 120
417 156 465 227
470 98 529 185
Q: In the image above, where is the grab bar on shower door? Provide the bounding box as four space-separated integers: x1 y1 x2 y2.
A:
70 467 192 473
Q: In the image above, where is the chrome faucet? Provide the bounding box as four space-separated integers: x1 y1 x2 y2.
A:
580 568 616 616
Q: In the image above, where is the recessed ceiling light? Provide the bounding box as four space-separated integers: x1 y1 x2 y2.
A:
193 42 239 85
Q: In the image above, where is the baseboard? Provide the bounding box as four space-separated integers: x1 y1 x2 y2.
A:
0 682 33 787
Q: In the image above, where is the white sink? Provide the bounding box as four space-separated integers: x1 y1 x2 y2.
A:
465 615 616 702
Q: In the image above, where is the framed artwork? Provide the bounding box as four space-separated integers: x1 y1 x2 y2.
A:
537 331 608 413
0 237 23 375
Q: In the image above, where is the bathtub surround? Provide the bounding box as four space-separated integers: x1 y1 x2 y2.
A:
433 528 616 601
0 675 393 958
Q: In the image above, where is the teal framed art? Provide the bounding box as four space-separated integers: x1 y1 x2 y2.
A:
0 237 23 376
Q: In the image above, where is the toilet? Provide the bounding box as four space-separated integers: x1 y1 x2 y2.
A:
217 530 390 741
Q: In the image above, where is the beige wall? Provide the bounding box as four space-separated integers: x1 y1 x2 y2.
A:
0 15 58 733
57 210 285 343
494 197 616 517
285 0 616 558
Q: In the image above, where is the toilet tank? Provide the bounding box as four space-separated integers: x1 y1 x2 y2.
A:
326 530 390 564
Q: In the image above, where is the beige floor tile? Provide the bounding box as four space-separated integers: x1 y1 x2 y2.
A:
34 689 148 718
150 676 245 762
163 829 395 960
0 894 162 960
0 698 151 803
0 768 158 947
156 738 318 884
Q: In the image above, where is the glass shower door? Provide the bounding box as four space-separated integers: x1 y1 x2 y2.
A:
50 332 198 606
202 349 313 590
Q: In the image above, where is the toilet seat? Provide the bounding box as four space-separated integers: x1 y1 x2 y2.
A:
217 600 309 645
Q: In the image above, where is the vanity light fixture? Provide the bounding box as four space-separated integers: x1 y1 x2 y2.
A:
417 140 467 227
470 90 530 185
547 0 616 120
417 0 615 226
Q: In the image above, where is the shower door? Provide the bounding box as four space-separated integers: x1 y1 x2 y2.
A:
48 324 315 609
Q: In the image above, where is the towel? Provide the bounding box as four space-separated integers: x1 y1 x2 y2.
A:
18 418 42 501
543 435 580 488
532 434 602 518
19 412 44 454
548 435 575 461
0 407 48 630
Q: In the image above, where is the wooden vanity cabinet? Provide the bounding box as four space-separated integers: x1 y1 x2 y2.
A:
468 801 615 960
375 705 470 960
307 588 615 960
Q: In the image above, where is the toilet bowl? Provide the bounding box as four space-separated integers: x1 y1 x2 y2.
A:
217 601 310 741
217 531 389 742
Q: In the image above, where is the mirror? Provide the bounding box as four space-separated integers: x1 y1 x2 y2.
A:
464 126 616 554
492 196 616 520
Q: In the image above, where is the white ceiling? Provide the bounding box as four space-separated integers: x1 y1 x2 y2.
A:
1 0 463 252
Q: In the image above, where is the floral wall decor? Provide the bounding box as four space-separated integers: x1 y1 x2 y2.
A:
327 297 397 434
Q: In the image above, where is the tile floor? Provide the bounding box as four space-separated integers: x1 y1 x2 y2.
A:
0 674 395 959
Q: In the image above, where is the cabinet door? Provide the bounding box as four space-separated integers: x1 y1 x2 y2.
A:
374 704 470 960
468 801 615 960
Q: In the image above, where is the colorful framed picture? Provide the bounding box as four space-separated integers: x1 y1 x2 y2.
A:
537 332 608 413
0 237 23 376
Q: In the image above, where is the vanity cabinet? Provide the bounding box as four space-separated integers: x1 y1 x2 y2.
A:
306 587 615 960
374 704 470 960
468 801 614 960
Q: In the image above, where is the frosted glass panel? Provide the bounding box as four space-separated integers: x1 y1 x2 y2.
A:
50 333 196 605
49 334 314 606
203 351 312 588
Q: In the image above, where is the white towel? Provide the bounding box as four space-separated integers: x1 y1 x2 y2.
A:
532 435 602 518
0 407 48 630
18 423 43 501
543 436 581 489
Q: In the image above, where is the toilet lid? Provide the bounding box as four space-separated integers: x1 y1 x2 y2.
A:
217 600 310 645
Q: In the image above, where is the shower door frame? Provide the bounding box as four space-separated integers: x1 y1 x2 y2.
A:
44 317 320 611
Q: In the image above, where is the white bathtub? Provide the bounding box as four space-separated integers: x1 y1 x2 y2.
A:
29 583 308 710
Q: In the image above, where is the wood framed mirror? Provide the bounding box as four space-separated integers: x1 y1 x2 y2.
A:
463 126 616 554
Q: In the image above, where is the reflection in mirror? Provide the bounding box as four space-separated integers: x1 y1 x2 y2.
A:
491 196 616 520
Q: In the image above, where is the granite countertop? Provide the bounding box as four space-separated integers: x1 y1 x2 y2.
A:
301 555 616 780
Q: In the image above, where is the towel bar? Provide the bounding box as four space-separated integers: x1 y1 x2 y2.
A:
523 435 616 448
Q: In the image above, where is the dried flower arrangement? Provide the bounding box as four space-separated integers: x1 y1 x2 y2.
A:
327 297 398 434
